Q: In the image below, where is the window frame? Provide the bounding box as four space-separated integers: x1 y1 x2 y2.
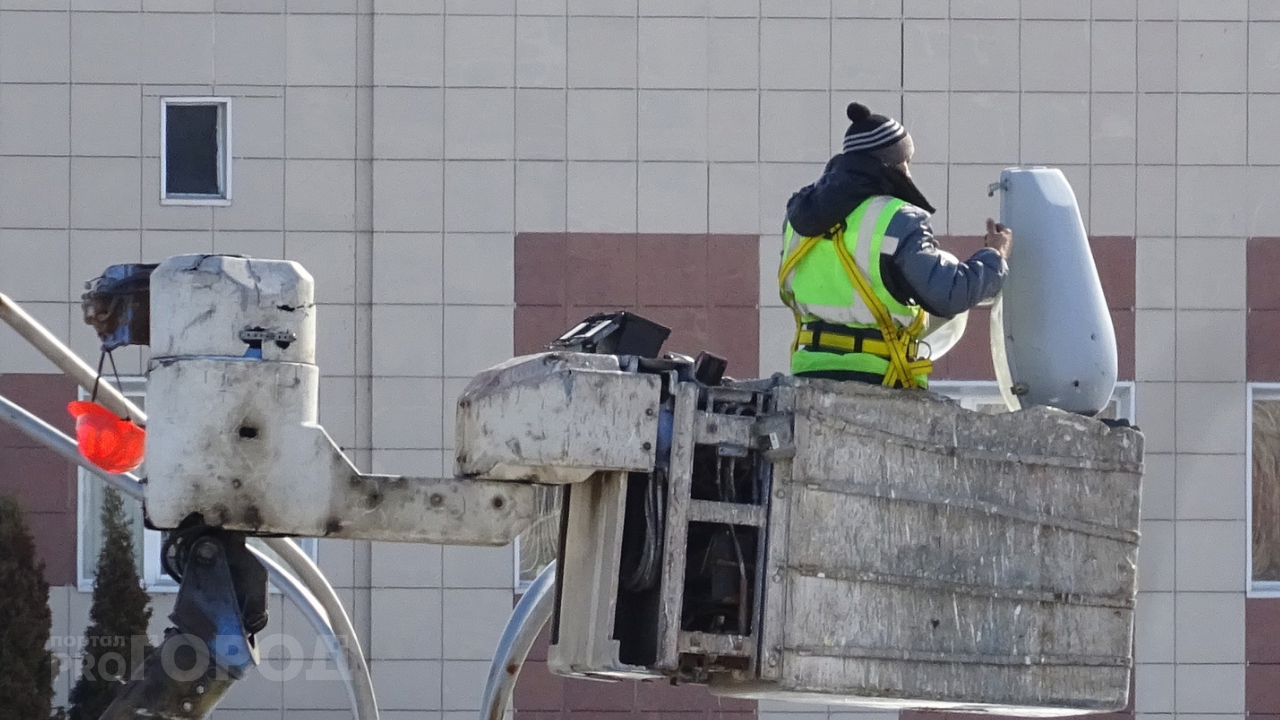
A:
1248 383 1280 598
76 376 316 593
159 96 232 206
514 534 530 593
930 379 1136 422
511 380 1137 592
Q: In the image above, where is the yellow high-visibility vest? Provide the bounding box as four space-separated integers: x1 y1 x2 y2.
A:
778 195 932 388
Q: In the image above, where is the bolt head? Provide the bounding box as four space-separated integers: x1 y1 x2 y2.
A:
195 541 218 563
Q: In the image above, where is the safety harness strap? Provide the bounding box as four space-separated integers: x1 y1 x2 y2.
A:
779 199 932 388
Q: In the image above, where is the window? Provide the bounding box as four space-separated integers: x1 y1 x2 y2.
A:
160 97 230 205
1250 384 1280 597
512 380 1137 590
930 380 1136 423
77 378 316 593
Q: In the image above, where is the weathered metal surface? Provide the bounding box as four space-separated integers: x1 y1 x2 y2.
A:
687 499 767 527
146 257 537 544
694 411 753 448
331 472 537 545
678 632 753 657
547 472 655 679
150 254 316 364
654 383 698 672
993 167 1118 415
713 377 1143 715
145 356 325 530
456 352 662 484
147 359 536 541
757 384 796 683
0 387 375 720
97 630 238 720
480 561 556 720
0 291 146 425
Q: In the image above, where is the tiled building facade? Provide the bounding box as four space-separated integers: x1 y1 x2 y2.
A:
0 1 1272 718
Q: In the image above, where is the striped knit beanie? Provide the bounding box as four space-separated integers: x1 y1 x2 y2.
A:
842 102 914 166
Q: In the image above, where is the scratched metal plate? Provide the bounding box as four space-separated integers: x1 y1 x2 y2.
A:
741 378 1143 715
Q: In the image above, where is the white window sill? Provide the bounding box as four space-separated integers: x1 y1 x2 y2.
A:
1249 581 1280 599
161 196 231 207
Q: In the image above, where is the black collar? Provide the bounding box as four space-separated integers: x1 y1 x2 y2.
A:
832 153 937 215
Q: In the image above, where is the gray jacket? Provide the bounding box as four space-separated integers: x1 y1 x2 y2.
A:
881 204 1007 319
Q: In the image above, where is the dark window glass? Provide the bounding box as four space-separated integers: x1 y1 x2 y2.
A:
165 104 221 196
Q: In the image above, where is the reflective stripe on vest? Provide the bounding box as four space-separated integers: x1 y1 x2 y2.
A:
781 196 919 328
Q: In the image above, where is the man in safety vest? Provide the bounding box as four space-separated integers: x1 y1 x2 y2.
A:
779 101 1012 389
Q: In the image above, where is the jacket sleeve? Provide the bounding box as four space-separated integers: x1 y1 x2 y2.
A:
886 206 1007 319
785 165 858 237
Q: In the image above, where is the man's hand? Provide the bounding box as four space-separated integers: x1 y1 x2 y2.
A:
984 218 1013 260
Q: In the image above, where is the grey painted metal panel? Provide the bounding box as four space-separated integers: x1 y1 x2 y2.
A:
726 377 1142 715
457 352 662 484
991 167 1118 416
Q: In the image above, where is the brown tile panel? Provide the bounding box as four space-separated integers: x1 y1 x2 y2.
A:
706 236 761 308
637 236 709 307
513 661 568 711
1250 664 1280 714
1250 239 1280 381
1248 598 1280 664
1113 309 1135 382
566 234 639 307
513 654 754 720
705 307 761 381
0 448 76 514
0 373 79 586
939 235 984 263
1091 236 1137 310
512 625 754 720
1250 237 1280 311
23 512 77 587
942 236 1135 311
515 233 761 377
1249 599 1280 715
1249 310 1280 381
515 233 569 306
0 373 76 447
513 233 760 718
515 305 570 357
930 307 996 382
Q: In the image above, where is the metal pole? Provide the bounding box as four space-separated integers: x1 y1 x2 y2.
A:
479 561 557 720
0 390 378 720
0 292 145 425
0 393 145 500
263 537 380 720
246 546 369 719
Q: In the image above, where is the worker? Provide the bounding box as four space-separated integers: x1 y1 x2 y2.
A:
778 102 1013 389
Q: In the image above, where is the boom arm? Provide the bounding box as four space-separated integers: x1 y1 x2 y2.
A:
1 249 1146 720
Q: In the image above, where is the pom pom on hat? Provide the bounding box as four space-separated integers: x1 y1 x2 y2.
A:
846 102 871 122
842 100 910 161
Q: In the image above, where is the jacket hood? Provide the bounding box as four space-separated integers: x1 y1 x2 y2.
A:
825 153 936 215
785 153 936 237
